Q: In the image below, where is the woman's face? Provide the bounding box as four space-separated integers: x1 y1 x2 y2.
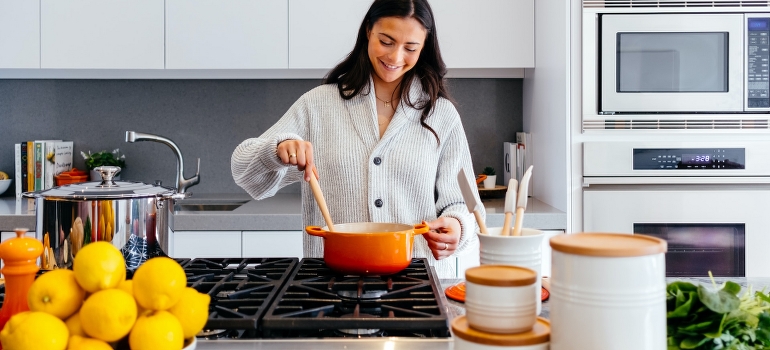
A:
367 16 428 86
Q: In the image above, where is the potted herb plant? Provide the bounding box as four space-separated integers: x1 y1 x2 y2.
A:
482 166 496 189
81 149 126 181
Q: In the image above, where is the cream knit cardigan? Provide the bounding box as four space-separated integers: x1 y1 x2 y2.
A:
231 78 483 278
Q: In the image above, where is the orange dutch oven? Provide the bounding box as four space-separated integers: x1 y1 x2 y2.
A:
306 222 430 275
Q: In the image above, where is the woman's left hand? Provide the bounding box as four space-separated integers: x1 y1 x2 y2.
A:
425 217 461 260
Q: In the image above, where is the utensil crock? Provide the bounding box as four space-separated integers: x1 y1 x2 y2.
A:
479 227 544 315
306 222 429 275
549 233 667 350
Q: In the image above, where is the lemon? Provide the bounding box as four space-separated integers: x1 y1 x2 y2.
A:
116 279 148 317
0 171 8 180
28 269 85 319
168 287 211 338
129 310 184 350
79 289 137 342
66 335 112 350
0 311 68 350
64 311 86 337
132 257 187 311
73 241 126 293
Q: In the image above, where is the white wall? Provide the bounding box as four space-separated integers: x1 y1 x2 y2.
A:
523 0 572 218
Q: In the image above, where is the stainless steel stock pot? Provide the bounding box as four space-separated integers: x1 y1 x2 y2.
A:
23 166 185 270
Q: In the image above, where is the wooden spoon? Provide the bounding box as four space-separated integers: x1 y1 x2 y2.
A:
307 168 335 231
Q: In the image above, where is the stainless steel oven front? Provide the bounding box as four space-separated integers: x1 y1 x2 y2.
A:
582 3 770 131
582 141 770 277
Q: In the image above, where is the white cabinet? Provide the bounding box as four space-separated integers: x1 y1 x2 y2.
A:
0 1 39 68
40 0 164 69
172 230 303 259
539 230 564 277
172 231 242 259
288 0 372 69
166 0 288 69
0 0 533 77
289 0 534 71
457 253 480 279
431 0 534 68
242 231 303 258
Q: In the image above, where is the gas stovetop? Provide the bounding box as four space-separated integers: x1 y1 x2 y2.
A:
182 257 452 341
4 258 454 349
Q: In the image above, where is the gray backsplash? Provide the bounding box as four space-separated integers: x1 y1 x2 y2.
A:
0 78 522 196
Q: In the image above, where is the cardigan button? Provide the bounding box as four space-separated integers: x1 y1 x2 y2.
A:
374 199 383 207
373 157 382 165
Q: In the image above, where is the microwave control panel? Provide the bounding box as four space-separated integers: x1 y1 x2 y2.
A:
633 148 746 170
747 17 770 108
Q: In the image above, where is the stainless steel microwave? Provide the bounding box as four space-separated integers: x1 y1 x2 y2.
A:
599 13 770 114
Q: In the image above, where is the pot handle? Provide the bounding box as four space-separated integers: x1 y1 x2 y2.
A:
306 226 326 237
412 222 430 235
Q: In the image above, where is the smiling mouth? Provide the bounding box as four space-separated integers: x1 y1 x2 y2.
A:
380 60 401 70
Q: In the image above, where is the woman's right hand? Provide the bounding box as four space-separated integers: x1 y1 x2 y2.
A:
277 140 317 181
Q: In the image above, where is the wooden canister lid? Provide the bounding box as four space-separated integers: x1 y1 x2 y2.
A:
549 233 667 257
464 265 537 287
452 315 550 346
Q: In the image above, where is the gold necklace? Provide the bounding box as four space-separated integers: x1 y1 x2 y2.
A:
375 95 395 109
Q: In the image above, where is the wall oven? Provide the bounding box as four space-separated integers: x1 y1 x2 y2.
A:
582 3 770 130
582 141 770 277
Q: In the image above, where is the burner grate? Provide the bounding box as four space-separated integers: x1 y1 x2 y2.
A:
261 258 450 337
183 258 298 330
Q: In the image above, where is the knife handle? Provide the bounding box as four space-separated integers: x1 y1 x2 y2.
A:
473 210 488 235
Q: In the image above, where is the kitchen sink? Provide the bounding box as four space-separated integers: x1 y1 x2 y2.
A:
173 201 248 212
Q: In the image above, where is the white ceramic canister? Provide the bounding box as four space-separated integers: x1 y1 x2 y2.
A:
465 265 538 334
549 233 667 350
479 227 544 315
452 315 550 350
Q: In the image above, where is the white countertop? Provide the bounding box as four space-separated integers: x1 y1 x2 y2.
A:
0 193 566 232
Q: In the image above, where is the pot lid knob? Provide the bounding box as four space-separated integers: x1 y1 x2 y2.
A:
0 228 43 275
94 166 121 186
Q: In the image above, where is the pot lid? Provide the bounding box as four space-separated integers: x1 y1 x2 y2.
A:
464 265 537 287
549 233 667 257
22 166 178 200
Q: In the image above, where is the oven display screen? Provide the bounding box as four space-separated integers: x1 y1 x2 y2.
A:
632 148 745 170
682 154 711 165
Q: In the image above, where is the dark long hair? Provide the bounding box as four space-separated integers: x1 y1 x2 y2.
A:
323 0 449 144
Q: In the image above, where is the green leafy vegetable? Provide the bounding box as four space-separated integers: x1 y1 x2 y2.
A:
698 283 740 314
667 279 770 350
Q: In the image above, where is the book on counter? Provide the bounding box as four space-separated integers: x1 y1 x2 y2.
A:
14 143 21 199
14 140 74 197
26 141 33 193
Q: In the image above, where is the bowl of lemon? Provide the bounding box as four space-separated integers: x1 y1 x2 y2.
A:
1 242 209 350
0 171 11 195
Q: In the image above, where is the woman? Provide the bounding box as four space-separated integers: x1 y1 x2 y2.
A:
231 0 483 278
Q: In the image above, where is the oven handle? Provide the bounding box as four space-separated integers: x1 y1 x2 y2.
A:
583 176 770 186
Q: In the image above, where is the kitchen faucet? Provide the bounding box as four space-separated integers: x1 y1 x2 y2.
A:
125 131 200 194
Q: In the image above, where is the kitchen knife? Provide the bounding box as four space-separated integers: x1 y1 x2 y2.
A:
501 178 518 236
458 168 488 234
512 165 533 236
